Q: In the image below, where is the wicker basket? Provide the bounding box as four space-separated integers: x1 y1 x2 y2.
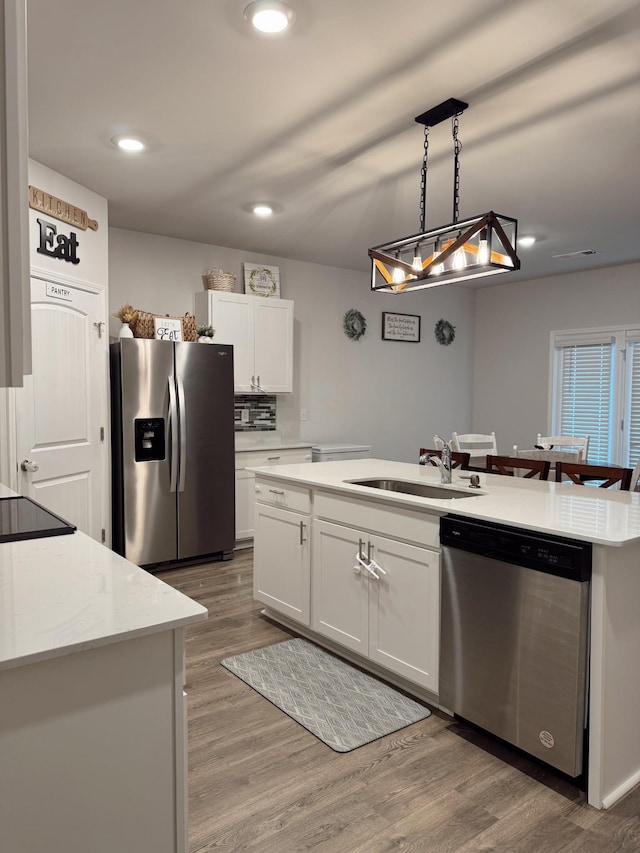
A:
132 310 197 342
206 269 236 292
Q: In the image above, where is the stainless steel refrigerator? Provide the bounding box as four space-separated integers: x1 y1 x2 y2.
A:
110 338 235 569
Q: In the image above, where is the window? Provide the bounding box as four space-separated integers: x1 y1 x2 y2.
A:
550 326 640 466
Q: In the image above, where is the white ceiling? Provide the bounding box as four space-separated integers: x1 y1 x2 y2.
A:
26 0 640 283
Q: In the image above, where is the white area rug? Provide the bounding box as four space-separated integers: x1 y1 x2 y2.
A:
221 638 431 752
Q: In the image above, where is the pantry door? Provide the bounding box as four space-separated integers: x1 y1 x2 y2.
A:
15 274 108 541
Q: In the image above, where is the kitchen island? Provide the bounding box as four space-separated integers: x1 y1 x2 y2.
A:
0 483 207 853
248 458 640 811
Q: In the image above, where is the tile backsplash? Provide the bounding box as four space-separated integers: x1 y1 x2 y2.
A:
234 395 276 431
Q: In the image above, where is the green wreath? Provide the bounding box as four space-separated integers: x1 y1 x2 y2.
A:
343 308 367 341
434 319 455 346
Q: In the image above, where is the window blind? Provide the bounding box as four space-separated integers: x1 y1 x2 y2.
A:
627 341 640 467
558 342 612 464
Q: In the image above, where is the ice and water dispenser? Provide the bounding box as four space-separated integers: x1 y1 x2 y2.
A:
134 418 166 461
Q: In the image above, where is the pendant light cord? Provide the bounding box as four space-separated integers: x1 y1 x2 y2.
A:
419 125 430 233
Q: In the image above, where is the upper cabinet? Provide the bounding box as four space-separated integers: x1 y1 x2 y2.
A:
194 291 293 394
0 0 31 387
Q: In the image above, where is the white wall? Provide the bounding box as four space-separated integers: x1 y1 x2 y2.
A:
28 160 109 288
472 262 640 453
108 228 476 462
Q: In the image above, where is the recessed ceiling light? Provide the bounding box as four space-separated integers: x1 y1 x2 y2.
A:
244 1 295 34
111 135 145 153
518 235 536 248
252 204 274 218
552 249 601 259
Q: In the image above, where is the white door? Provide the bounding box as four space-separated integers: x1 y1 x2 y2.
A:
15 276 107 541
254 298 293 393
311 519 368 653
210 292 254 393
368 536 440 691
253 502 310 625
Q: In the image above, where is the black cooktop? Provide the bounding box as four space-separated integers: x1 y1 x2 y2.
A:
0 496 77 543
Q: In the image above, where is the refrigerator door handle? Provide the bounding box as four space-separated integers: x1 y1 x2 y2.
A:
168 377 179 493
177 375 187 492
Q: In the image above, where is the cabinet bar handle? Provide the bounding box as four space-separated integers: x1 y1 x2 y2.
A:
267 456 281 462
367 541 373 562
269 488 285 495
300 521 306 545
358 538 365 560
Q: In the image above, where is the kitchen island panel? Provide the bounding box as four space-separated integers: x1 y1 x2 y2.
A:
0 628 186 853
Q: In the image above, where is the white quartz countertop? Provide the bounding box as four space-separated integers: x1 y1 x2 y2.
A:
235 436 314 452
248 458 640 546
0 523 207 671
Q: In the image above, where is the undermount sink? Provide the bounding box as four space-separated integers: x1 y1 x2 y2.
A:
345 478 479 500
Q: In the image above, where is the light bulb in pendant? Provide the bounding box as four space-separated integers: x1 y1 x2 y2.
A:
431 240 443 275
392 253 405 285
477 228 490 265
412 247 423 273
452 244 467 271
392 265 405 284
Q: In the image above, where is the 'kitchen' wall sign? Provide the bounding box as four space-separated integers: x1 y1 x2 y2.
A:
28 185 99 231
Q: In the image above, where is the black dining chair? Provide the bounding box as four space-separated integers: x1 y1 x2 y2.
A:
486 455 551 480
556 462 633 490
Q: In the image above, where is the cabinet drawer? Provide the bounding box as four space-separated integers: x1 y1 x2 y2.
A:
254 478 311 513
314 490 440 549
235 448 312 470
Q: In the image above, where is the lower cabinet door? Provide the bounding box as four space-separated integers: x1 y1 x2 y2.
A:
368 535 440 692
235 468 255 542
311 519 368 655
253 502 310 625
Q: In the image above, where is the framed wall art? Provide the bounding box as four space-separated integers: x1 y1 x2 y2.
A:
382 312 421 343
154 316 183 342
243 263 281 298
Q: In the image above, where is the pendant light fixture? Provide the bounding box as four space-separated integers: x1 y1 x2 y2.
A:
369 98 520 293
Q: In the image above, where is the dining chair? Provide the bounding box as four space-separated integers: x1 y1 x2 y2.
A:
419 448 470 469
556 462 633 490
433 435 446 451
451 432 497 455
537 434 589 462
450 432 497 470
631 458 640 491
486 455 551 480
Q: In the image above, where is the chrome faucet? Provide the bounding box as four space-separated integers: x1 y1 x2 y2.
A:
426 437 452 484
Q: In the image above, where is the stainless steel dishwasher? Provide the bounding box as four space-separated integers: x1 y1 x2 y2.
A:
440 514 591 778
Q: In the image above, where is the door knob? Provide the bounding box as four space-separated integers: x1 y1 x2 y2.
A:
20 459 39 473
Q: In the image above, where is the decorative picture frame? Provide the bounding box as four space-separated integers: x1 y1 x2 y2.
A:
382 312 421 343
153 316 183 342
243 263 281 298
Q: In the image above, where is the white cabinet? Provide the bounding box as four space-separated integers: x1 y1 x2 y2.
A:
312 519 440 692
253 491 311 626
194 291 293 393
235 467 256 541
0 0 31 387
1 628 190 853
252 475 441 692
234 446 312 545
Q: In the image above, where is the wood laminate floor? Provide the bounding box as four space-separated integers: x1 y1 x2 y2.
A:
161 550 640 853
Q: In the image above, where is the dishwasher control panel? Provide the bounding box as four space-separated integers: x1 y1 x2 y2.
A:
440 515 591 581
